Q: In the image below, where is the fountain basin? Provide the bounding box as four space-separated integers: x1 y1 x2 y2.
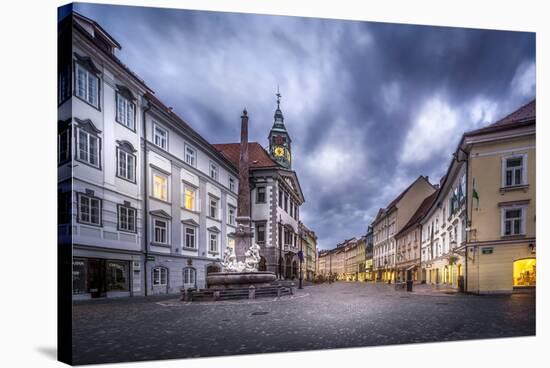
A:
206 271 276 289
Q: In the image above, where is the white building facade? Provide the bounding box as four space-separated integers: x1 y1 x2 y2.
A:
59 13 151 299
420 160 468 288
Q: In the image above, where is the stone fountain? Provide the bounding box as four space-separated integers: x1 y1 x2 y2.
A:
205 109 276 290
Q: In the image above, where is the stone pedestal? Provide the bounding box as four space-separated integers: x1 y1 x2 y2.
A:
233 217 254 264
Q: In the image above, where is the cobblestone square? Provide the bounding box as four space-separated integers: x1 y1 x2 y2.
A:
72 282 535 365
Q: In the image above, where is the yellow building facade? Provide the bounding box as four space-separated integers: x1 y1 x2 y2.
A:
462 100 536 293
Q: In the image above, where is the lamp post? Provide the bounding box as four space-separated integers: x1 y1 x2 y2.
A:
278 215 283 280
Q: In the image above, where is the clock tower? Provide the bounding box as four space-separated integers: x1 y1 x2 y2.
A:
268 89 292 169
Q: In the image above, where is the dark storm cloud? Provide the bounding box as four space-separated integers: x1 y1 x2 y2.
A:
74 3 535 249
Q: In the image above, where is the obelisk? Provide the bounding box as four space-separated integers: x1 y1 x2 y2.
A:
234 109 254 263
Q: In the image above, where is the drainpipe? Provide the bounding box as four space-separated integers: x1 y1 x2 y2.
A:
142 99 152 296
458 146 469 293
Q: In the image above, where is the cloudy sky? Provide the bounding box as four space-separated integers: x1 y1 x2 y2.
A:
72 3 535 250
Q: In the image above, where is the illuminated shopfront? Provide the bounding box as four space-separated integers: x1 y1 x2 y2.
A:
513 258 536 287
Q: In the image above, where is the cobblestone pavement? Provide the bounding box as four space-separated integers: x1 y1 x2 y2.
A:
72 282 535 365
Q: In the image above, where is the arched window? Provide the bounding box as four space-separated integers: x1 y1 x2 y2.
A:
183 267 196 288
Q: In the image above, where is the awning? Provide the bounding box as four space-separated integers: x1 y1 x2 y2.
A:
406 265 416 271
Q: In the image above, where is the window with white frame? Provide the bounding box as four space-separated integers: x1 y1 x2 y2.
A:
153 123 168 149
117 148 136 182
183 267 196 286
227 205 236 225
209 197 218 218
209 232 218 253
152 267 167 286
116 93 135 130
58 127 70 164
229 177 236 193
210 163 218 181
118 204 136 232
503 155 527 187
75 63 99 108
256 186 266 203
152 172 168 201
184 145 196 167
501 206 526 236
76 127 100 168
78 193 101 226
256 222 266 243
183 226 196 249
153 219 168 244
183 184 196 211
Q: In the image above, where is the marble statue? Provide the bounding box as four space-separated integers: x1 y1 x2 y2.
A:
222 243 261 272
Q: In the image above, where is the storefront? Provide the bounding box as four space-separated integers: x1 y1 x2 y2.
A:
73 257 132 298
513 258 536 287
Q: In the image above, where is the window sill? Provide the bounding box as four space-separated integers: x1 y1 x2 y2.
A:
501 234 527 240
207 216 221 223
150 196 171 205
208 251 219 256
150 242 171 248
181 247 198 252
500 184 529 194
181 207 200 215
75 158 102 171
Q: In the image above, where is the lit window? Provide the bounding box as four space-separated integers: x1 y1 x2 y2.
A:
117 148 135 182
153 124 168 149
77 128 100 168
184 226 196 249
209 233 218 253
183 185 196 211
75 62 99 108
185 145 196 167
153 173 168 201
153 267 167 286
116 93 135 130
78 193 101 225
153 219 168 244
502 206 526 236
210 163 218 181
503 155 527 187
118 205 136 232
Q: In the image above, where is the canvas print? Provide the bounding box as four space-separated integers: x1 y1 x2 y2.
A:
57 3 536 365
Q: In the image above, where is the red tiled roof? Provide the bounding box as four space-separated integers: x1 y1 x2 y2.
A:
465 99 535 137
212 142 280 169
395 190 439 238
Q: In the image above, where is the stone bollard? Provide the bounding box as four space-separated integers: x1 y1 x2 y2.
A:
183 288 194 302
248 285 256 300
277 287 282 298
289 283 295 295
180 288 186 301
213 290 220 301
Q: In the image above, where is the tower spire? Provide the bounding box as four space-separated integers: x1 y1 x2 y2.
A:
274 87 284 123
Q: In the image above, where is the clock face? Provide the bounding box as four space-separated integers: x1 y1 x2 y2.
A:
274 146 285 157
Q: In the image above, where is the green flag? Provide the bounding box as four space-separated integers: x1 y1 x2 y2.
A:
472 178 479 210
